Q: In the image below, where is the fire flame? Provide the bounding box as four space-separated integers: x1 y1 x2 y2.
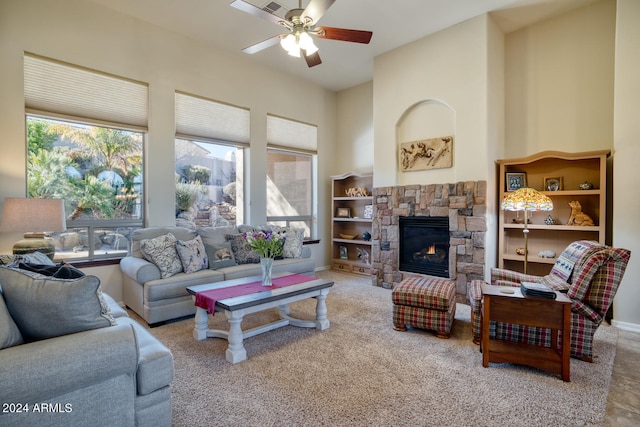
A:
427 244 435 255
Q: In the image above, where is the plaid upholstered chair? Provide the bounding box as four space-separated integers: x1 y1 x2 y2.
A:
468 240 631 362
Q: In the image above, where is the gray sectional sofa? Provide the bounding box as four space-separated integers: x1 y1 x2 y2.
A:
0 267 173 427
120 225 316 325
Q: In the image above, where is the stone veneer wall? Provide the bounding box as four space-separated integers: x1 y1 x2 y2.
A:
371 182 487 303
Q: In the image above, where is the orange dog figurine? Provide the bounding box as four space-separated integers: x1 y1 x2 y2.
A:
566 201 595 226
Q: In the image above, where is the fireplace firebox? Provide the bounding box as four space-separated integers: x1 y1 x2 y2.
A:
399 216 450 278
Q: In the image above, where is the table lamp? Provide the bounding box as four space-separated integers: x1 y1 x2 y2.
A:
0 197 67 260
501 188 553 274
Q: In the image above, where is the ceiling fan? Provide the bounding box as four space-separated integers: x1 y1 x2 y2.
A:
230 0 373 67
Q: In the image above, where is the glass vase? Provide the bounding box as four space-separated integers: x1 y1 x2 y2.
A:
260 257 274 286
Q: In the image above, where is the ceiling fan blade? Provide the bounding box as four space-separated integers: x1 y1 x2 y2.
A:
230 0 282 26
302 50 322 68
316 27 373 44
301 0 336 25
242 35 282 54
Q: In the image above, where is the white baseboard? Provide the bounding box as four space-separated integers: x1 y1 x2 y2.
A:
612 319 640 333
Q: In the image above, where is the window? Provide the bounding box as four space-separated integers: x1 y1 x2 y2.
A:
24 54 147 261
266 149 314 236
266 115 317 238
175 139 244 227
174 92 249 227
26 117 144 260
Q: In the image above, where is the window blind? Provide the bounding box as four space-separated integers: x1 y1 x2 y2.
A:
267 114 317 154
175 92 250 146
24 54 148 130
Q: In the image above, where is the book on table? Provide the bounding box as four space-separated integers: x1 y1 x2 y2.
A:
520 281 557 300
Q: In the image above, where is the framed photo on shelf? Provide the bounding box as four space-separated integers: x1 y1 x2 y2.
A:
544 176 563 191
339 246 348 260
363 204 373 219
336 207 351 218
506 172 527 192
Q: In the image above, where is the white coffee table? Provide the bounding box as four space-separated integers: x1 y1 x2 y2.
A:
187 273 333 364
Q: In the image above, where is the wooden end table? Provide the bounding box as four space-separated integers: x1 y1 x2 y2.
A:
480 283 572 381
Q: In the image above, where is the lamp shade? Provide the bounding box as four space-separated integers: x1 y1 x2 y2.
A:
0 198 67 233
501 187 553 212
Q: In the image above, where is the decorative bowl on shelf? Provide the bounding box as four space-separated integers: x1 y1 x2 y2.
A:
339 233 358 240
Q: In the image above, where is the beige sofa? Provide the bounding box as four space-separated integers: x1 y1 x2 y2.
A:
120 226 315 325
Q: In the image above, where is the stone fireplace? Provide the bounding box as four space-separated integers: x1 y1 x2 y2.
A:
371 182 486 303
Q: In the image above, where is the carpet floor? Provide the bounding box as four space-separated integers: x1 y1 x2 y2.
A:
138 270 617 427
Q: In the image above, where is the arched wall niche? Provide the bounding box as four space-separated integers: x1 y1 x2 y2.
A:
395 99 456 185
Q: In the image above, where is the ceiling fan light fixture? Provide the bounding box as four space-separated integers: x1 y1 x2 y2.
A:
280 33 296 52
298 31 318 54
286 43 301 57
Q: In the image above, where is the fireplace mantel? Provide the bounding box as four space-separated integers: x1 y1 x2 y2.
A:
370 182 486 302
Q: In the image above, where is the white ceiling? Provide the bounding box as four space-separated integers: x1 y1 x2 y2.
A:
85 0 597 92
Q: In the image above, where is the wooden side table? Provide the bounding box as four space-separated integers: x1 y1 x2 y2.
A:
481 283 572 381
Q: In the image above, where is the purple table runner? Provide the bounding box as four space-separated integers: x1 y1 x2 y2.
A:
194 274 316 314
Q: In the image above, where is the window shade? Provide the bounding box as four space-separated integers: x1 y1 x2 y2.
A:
267 114 317 154
175 92 250 145
24 54 148 130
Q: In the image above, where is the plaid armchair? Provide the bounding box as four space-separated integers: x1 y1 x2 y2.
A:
469 240 631 362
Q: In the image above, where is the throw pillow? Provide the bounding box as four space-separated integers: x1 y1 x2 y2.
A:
283 227 305 258
204 241 237 270
140 233 183 278
0 291 23 349
176 235 209 273
198 226 238 246
225 233 260 264
272 226 305 258
0 267 116 342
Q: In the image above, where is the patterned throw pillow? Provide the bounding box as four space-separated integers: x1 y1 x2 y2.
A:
283 227 305 258
225 234 260 264
140 233 183 278
272 226 305 258
203 241 237 270
176 235 208 273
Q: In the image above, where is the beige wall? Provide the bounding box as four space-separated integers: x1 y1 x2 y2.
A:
611 0 640 329
0 0 337 301
334 82 374 176
504 0 616 157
